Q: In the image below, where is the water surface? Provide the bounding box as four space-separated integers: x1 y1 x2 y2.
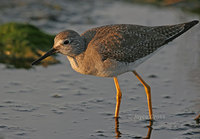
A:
0 0 200 138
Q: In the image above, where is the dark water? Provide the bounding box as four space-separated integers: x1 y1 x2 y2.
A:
0 0 200 138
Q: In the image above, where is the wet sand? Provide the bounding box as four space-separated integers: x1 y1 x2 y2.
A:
0 0 200 138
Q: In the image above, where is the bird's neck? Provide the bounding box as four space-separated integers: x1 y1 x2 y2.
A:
67 52 86 74
67 36 88 68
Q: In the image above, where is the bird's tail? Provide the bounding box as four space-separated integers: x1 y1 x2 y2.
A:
164 20 199 44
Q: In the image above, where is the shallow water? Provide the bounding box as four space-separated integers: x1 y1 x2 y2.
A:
0 0 200 139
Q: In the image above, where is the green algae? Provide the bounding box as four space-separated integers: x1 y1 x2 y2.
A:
0 22 59 69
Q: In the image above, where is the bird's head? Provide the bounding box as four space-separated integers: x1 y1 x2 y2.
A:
32 30 85 65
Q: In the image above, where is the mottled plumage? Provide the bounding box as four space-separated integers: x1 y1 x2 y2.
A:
31 20 199 120
32 20 198 77
81 22 195 63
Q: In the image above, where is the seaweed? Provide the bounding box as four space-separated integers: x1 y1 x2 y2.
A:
0 22 59 69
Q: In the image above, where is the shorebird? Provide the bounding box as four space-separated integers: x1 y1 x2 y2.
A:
32 20 199 120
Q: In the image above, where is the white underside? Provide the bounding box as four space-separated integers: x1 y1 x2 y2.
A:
68 44 168 77
104 44 168 77
130 44 167 68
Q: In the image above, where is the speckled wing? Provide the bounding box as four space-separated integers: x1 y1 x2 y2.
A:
82 21 198 63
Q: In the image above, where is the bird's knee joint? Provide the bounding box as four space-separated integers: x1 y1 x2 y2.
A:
145 84 151 90
117 94 122 99
144 84 151 94
117 92 122 99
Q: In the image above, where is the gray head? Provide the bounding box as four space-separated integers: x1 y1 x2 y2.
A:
32 30 85 65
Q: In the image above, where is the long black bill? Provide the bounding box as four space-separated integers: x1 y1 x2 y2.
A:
32 48 57 65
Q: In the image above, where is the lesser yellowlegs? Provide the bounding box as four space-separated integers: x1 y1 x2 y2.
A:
32 20 199 120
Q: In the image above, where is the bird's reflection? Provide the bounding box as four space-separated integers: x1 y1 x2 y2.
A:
115 117 121 138
144 120 153 139
114 118 153 139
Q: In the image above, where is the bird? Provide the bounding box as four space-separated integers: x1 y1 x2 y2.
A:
32 20 199 121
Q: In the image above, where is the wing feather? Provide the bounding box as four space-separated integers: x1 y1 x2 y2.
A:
81 21 198 63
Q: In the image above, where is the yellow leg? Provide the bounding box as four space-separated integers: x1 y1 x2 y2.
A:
114 77 122 118
133 70 153 120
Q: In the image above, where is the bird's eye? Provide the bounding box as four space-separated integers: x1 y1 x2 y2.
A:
63 40 70 45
